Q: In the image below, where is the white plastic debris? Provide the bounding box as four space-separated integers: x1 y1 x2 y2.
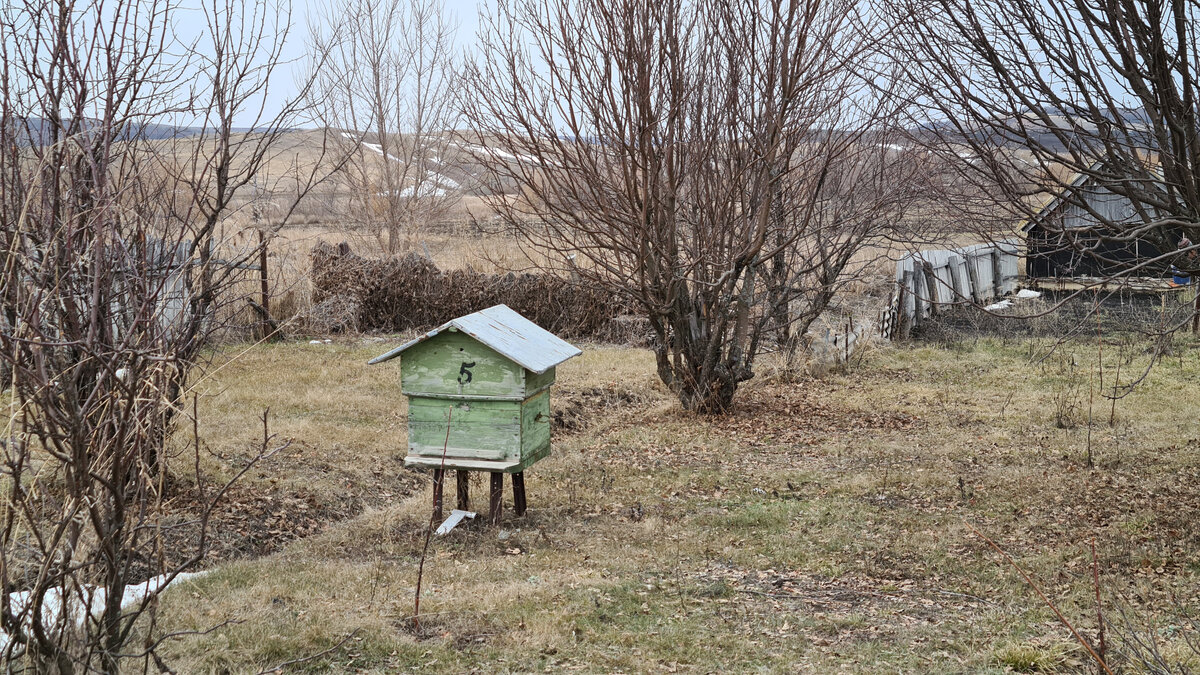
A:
309 340 323 344
0 571 206 652
435 509 477 536
1015 289 1041 299
984 299 1012 311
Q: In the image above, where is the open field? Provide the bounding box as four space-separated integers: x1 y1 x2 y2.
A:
144 335 1200 672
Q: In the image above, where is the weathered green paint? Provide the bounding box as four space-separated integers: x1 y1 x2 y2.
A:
401 330 525 400
520 389 551 462
398 330 559 473
408 397 520 461
524 366 555 396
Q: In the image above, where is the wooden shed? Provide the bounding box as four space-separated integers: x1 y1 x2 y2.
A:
1020 167 1165 281
368 304 581 474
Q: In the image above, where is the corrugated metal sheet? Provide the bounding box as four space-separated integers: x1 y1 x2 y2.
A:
1017 159 1165 234
368 304 582 374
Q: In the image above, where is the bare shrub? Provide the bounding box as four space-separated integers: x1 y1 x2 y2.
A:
1050 355 1085 430
298 294 364 335
309 243 633 340
0 0 325 669
465 0 921 412
1108 600 1200 674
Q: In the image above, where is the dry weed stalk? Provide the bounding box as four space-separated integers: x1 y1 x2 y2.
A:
413 406 452 631
963 520 1113 675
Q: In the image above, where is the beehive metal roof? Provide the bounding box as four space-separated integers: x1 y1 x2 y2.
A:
367 304 582 374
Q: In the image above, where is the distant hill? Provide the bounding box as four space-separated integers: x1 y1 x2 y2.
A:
915 106 1153 153
10 117 284 146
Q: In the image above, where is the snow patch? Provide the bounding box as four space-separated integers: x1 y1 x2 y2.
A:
457 142 544 166
342 133 460 191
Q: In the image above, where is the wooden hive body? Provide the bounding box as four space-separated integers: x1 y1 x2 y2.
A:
401 328 554 472
369 304 580 474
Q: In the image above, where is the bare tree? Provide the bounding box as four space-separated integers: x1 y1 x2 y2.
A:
0 0 322 670
307 0 463 256
893 0 1200 281
465 0 917 412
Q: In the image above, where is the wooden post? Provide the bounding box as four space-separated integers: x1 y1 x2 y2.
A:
922 262 939 317
947 255 963 301
512 472 527 517
258 229 270 340
432 469 445 523
1192 283 1200 335
489 472 504 524
844 316 852 363
965 251 981 302
456 470 470 510
991 248 1003 298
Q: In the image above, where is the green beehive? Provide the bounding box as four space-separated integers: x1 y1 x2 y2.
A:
368 304 581 474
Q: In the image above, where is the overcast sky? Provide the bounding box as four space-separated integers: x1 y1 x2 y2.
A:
262 0 483 129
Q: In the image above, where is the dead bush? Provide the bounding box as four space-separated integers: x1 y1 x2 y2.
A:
309 242 636 340
296 294 362 334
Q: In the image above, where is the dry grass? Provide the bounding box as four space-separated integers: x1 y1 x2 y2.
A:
140 334 1200 672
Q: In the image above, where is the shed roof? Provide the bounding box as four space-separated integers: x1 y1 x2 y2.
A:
1016 160 1103 235
367 304 582 374
1016 159 1164 234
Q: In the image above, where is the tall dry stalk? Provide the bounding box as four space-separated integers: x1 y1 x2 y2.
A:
413 406 452 631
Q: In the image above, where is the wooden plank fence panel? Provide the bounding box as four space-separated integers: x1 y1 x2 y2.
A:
932 262 955 304
887 239 1020 339
972 252 995 302
999 242 1020 295
901 269 917 329
947 254 969 299
914 266 931 320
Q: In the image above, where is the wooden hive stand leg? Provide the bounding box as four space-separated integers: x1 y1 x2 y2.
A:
489 472 504 525
432 469 445 523
512 472 527 517
456 470 470 511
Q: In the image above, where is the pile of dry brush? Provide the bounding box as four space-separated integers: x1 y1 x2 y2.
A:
306 242 645 342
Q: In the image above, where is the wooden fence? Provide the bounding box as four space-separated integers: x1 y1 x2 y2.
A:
880 240 1020 339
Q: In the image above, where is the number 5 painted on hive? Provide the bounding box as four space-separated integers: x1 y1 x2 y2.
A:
458 361 475 384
